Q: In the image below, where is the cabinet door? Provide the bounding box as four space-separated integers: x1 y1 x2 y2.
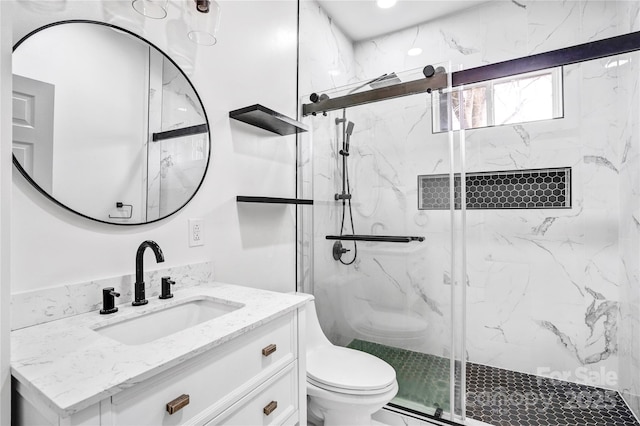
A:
108 313 295 426
206 361 298 426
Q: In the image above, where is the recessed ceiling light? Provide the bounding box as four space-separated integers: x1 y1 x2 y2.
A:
407 47 422 56
376 0 397 9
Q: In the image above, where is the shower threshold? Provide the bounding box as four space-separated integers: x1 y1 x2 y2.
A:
348 339 640 426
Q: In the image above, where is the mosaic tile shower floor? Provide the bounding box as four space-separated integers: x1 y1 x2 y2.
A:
348 339 639 426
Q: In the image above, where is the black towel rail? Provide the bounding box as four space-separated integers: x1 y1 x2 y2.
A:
325 235 425 243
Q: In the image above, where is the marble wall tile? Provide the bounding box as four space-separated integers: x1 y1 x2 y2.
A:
11 262 213 330
616 2 640 417
300 0 640 400
298 0 357 295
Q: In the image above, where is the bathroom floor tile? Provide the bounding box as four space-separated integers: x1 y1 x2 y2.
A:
348 339 640 426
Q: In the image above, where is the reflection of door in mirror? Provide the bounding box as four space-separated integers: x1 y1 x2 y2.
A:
13 24 149 223
12 75 54 193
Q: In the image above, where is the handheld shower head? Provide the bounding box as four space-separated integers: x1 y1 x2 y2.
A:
344 121 355 153
339 121 355 157
346 121 355 136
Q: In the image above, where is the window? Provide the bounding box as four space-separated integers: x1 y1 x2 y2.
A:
432 67 563 132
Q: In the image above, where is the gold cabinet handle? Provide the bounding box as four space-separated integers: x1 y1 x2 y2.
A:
263 400 278 416
262 344 277 357
166 394 190 415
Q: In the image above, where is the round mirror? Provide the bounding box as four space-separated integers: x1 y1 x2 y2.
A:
12 21 210 224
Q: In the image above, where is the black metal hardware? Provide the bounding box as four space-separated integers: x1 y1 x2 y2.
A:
326 235 425 243
302 70 447 117
334 193 351 200
133 240 165 306
434 407 443 418
452 31 640 87
108 202 133 219
236 196 313 205
152 124 209 142
100 287 120 315
159 276 175 299
310 93 330 103
229 104 309 136
194 0 209 13
305 31 640 116
332 241 350 261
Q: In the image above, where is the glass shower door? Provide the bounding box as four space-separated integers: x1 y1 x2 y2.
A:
303 65 461 420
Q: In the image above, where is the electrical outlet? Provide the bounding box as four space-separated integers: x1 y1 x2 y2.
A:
189 219 204 247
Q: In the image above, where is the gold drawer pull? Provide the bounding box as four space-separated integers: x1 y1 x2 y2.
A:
262 344 277 357
263 400 278 416
166 394 190 415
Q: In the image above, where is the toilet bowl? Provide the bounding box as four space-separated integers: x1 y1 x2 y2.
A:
306 297 399 426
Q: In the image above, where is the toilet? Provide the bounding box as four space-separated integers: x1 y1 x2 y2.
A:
306 298 399 426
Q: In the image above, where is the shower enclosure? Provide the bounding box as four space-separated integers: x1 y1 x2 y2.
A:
302 65 459 419
298 34 640 425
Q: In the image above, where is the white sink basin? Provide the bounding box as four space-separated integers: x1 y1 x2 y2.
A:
94 297 244 345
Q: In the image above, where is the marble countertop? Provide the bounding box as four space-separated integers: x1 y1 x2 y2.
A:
11 282 311 418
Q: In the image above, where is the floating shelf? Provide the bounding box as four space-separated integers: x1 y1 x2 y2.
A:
229 104 309 136
237 196 313 205
326 234 425 243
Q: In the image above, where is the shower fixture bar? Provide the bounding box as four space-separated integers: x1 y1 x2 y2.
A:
452 30 640 87
326 235 425 243
302 72 447 117
304 31 640 118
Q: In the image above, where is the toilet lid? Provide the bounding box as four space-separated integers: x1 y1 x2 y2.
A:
307 346 396 392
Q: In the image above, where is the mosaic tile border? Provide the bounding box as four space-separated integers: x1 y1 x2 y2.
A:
418 167 571 210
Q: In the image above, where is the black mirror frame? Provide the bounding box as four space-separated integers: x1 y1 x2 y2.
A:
12 19 211 226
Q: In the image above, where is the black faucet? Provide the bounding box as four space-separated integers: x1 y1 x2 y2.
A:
100 287 120 314
133 240 165 306
159 276 176 299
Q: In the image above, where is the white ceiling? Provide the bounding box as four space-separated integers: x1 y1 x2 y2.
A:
316 0 488 42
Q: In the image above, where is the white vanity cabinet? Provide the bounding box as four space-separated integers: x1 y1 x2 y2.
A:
12 304 307 426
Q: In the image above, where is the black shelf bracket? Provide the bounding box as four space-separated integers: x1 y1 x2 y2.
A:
229 104 309 136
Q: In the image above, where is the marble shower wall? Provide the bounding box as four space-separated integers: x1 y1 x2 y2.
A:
147 55 209 220
617 2 640 419
300 0 640 399
298 0 356 300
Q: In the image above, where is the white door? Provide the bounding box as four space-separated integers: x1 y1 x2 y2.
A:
12 74 54 193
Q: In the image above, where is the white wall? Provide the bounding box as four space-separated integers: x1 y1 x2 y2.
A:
0 1 12 423
11 0 298 295
617 1 640 418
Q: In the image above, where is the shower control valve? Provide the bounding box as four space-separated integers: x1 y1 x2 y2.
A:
332 241 350 261
335 193 352 200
